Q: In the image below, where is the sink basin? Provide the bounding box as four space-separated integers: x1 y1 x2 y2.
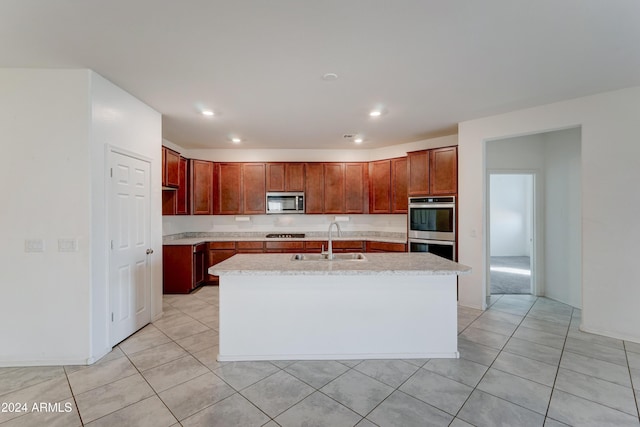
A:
290 253 367 261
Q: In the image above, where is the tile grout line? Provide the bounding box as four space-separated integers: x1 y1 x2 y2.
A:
622 341 640 421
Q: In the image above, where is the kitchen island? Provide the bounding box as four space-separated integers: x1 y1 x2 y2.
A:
210 252 471 361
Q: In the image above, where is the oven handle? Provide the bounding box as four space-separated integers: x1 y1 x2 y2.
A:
408 239 455 246
408 203 455 209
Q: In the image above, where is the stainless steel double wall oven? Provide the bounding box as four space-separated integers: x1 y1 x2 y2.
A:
408 196 456 261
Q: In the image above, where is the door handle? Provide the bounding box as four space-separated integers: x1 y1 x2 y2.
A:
146 248 154 255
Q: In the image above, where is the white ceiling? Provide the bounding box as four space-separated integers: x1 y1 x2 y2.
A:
2 1 639 150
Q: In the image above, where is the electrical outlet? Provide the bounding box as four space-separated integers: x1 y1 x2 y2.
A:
25 239 45 252
58 238 78 252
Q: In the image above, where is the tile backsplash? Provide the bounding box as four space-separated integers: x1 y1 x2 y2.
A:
162 214 407 236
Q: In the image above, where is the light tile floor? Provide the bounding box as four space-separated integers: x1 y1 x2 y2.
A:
1 287 639 426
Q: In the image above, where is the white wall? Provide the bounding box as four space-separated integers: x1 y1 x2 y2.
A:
180 134 458 162
459 86 640 343
544 128 582 307
490 174 532 257
90 73 163 362
0 69 162 366
0 69 92 365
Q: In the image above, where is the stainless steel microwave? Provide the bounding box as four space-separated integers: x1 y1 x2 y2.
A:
266 192 305 214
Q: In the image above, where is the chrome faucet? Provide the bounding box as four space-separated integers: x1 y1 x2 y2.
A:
326 221 342 260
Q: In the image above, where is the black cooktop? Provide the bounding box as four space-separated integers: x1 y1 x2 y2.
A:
265 233 306 239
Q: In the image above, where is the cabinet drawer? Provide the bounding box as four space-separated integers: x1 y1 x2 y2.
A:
305 241 325 250
366 241 407 252
237 241 264 252
209 241 235 250
332 240 364 250
265 241 305 250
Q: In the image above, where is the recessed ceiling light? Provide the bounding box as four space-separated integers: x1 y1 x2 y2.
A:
231 137 241 144
322 73 339 81
354 137 363 144
369 110 382 117
202 110 214 116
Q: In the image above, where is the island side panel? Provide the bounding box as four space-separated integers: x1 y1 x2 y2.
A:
218 274 458 361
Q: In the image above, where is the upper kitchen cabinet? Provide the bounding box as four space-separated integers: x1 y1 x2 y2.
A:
190 159 214 215
369 158 407 214
429 146 457 195
175 156 190 215
214 162 266 214
407 150 429 196
162 155 190 215
162 146 180 188
345 162 368 214
369 160 391 213
242 163 266 214
304 163 324 214
391 157 408 213
214 163 242 214
266 163 305 192
324 163 345 213
407 146 457 196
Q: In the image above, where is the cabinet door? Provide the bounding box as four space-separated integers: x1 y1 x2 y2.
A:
163 245 193 294
190 160 214 215
162 190 176 215
369 160 391 213
176 157 190 215
266 163 285 191
391 157 408 213
407 150 429 196
345 163 368 214
365 241 407 252
215 163 242 214
285 163 305 191
161 147 166 187
193 243 207 286
304 163 324 214
208 242 236 283
164 147 180 188
243 163 266 214
430 146 457 195
324 163 345 214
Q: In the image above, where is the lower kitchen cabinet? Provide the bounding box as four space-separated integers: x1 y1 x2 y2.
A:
365 241 407 252
265 241 305 253
208 242 236 284
163 243 207 294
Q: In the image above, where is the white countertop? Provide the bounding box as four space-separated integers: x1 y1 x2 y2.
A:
209 253 471 276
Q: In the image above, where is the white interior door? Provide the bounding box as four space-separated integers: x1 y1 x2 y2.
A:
109 150 152 346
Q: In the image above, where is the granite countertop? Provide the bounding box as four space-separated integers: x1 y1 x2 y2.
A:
209 253 471 276
163 231 407 245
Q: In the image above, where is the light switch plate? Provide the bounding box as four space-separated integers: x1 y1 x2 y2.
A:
58 238 78 252
25 239 45 252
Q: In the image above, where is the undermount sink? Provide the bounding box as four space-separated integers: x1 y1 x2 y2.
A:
290 253 367 261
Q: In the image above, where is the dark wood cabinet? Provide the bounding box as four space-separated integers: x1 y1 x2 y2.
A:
345 163 368 214
324 163 345 214
430 146 457 195
215 163 242 214
162 156 190 215
190 159 214 215
369 160 391 214
305 163 324 214
176 157 189 214
408 146 457 196
163 243 207 294
264 241 305 253
266 163 305 192
162 147 180 188
236 241 264 253
208 242 236 284
365 241 407 252
391 157 408 213
407 150 429 196
243 163 266 214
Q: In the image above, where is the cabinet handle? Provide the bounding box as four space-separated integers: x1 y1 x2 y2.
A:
146 248 154 255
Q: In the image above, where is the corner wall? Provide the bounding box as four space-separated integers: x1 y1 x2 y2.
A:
458 86 640 343
0 69 92 365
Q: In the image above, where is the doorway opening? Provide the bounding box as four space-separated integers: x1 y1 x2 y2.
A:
489 173 534 295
